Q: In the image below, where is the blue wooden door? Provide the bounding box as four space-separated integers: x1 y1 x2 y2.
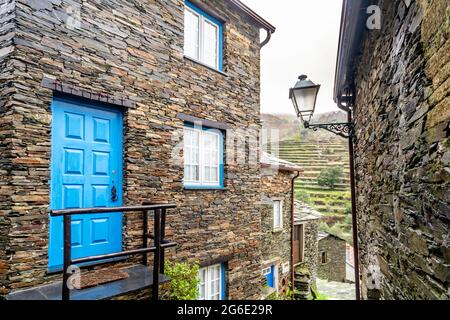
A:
266 266 275 288
49 96 123 270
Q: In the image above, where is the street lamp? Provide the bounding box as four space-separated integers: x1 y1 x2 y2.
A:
289 75 360 300
289 75 354 139
289 75 321 125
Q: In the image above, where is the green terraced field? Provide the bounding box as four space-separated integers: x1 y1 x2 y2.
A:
268 140 353 243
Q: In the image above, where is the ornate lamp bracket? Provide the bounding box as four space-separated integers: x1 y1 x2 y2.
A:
304 122 355 140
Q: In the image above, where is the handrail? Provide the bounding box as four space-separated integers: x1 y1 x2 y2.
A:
72 242 178 265
54 204 177 301
50 204 177 216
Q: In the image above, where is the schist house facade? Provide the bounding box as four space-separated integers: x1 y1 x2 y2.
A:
0 0 276 300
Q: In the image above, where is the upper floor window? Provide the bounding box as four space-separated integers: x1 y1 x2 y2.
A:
184 1 223 71
184 124 224 189
273 200 283 229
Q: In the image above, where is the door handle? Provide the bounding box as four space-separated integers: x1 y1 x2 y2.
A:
111 183 118 202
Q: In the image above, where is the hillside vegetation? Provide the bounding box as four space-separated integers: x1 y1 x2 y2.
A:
263 112 353 243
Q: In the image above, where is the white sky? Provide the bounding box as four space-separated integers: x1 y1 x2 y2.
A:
240 0 344 115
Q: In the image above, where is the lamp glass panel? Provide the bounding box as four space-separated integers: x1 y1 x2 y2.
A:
293 87 318 113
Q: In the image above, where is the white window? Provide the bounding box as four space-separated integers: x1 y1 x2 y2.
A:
198 264 223 300
261 267 271 276
282 262 290 275
184 4 221 70
273 200 283 229
184 126 222 188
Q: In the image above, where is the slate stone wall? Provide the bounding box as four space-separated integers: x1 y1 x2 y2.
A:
353 0 450 299
261 167 295 291
317 236 346 283
0 0 16 298
0 0 265 300
302 220 319 286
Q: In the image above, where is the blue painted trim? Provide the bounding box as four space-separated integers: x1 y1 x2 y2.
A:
184 122 225 189
221 263 226 300
184 0 223 71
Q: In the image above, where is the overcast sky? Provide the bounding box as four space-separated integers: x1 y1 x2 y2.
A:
240 0 344 116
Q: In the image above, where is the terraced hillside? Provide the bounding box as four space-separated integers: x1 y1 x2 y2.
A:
269 140 353 242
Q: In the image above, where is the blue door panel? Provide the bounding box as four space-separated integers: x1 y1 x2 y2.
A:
266 266 275 288
49 97 123 270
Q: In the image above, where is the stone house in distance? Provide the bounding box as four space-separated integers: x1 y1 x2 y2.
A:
260 152 302 297
0 0 279 300
317 232 347 283
335 0 449 299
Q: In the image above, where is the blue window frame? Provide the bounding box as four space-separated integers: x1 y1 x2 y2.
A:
184 123 224 189
184 0 223 71
199 263 226 300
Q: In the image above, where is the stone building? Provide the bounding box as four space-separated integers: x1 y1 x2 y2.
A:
0 0 277 300
293 201 321 286
260 152 302 297
335 0 449 299
317 232 347 283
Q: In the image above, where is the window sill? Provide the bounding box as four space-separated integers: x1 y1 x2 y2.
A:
272 228 284 234
184 186 227 191
184 56 228 77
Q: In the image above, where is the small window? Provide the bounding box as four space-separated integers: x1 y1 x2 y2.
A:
321 252 328 264
184 124 224 189
184 1 223 70
282 262 290 274
273 200 283 229
261 267 271 276
198 264 225 300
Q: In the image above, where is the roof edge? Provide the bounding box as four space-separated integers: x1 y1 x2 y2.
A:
334 0 371 103
229 0 276 33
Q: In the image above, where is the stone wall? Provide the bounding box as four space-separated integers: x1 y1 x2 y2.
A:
0 0 266 300
353 0 449 299
302 220 319 286
261 167 295 292
0 0 15 297
317 235 346 283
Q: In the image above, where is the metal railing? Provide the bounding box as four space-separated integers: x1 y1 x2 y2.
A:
50 204 177 301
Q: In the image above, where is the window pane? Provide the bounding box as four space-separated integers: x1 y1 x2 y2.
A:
184 8 200 59
185 128 200 183
201 132 220 185
198 268 207 300
199 265 223 300
211 167 218 182
202 20 218 68
274 201 281 228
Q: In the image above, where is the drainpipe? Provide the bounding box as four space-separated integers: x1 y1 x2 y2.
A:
337 97 361 300
261 28 273 48
290 171 301 298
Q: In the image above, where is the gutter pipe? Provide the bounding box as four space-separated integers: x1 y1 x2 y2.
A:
337 98 361 300
290 171 301 297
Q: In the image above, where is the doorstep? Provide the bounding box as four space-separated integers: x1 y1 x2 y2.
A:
7 265 170 300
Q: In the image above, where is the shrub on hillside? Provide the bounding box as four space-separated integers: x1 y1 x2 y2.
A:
317 166 344 190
